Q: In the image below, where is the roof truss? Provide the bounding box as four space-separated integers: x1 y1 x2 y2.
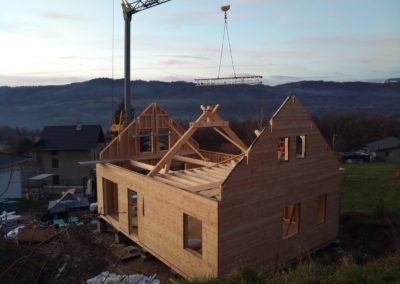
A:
147 105 248 176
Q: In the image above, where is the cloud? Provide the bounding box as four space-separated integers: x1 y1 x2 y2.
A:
153 54 211 61
41 12 84 21
288 36 400 47
0 74 90 87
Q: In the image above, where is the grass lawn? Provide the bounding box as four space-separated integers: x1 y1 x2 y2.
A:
341 162 400 217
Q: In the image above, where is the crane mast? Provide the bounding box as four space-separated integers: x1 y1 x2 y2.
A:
121 0 171 125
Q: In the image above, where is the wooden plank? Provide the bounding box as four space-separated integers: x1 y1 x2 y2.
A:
212 127 247 154
190 168 225 180
149 107 215 176
161 117 206 161
184 170 221 183
187 182 221 193
173 172 213 185
160 173 201 187
190 121 229 128
198 188 220 198
211 112 248 151
129 160 155 171
174 155 216 167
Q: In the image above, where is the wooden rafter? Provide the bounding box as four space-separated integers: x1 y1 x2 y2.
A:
161 116 206 161
174 155 216 167
211 113 248 153
212 127 247 154
148 106 216 176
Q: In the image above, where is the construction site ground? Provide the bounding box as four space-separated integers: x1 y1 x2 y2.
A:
1 162 400 283
0 204 177 283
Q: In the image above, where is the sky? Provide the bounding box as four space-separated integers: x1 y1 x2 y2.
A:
0 0 399 86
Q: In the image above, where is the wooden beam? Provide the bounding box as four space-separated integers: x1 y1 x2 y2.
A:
212 112 248 152
172 172 212 185
192 167 226 180
198 188 220 198
153 176 186 189
148 107 215 176
208 154 243 168
189 121 229 128
161 117 206 161
184 169 222 182
212 127 248 154
129 160 155 171
160 173 200 187
187 181 221 193
174 155 216 167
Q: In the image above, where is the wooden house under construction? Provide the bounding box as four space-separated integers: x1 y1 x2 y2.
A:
96 96 340 279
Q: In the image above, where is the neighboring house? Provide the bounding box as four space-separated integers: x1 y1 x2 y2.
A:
35 125 105 187
95 96 340 279
365 137 400 162
0 152 31 198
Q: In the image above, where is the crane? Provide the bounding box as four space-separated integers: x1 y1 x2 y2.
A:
121 0 171 125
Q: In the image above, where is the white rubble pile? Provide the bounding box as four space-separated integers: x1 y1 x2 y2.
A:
87 272 160 284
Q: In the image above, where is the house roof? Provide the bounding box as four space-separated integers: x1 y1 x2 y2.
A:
154 162 237 201
38 125 105 151
0 152 31 168
365 137 400 152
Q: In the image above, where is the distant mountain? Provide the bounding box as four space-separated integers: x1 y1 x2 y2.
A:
0 79 399 130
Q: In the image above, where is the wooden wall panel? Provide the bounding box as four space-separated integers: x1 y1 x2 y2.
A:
97 163 218 279
218 96 340 275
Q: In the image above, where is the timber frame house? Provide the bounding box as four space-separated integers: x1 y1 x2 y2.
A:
96 96 340 279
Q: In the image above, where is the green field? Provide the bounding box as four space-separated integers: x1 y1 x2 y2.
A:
187 162 400 284
341 163 400 217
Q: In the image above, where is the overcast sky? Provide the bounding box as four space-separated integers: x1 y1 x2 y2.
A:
0 0 399 86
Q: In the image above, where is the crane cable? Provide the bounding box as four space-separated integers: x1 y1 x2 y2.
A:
111 0 115 122
217 9 237 79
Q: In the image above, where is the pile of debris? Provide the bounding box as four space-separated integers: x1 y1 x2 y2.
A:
0 211 22 235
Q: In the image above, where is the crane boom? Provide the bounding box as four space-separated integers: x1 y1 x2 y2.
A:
121 0 171 125
122 0 171 15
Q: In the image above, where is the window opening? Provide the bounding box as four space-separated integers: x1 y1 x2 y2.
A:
296 135 306 159
157 129 170 151
140 130 152 152
51 158 59 169
282 203 299 238
277 137 289 161
129 190 138 234
183 213 202 256
103 178 119 220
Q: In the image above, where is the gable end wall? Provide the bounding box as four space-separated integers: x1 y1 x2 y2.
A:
218 96 340 275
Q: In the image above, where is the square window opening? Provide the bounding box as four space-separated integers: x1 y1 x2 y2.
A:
51 158 59 169
296 135 306 159
157 129 170 151
282 203 300 238
316 194 327 224
103 178 119 220
183 214 202 257
128 190 138 234
277 137 289 161
140 130 152 153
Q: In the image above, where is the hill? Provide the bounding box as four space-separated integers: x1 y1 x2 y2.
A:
0 79 399 129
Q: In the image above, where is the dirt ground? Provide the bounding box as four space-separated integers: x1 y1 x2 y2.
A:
1 202 399 283
0 206 178 284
